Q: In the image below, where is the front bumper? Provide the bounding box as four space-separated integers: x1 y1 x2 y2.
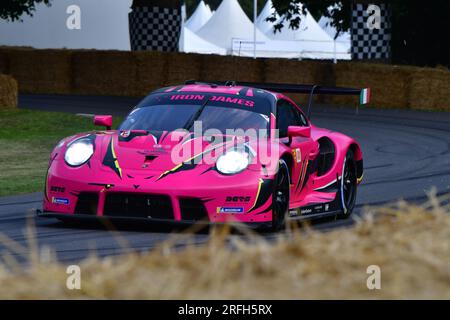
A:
44 164 275 224
36 210 273 229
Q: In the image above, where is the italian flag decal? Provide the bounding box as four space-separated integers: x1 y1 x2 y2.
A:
360 88 371 105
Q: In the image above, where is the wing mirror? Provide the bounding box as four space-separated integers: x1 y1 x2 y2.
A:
94 115 113 130
288 126 311 139
286 126 311 145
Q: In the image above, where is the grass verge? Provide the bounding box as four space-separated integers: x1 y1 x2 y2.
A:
0 195 449 299
0 109 122 196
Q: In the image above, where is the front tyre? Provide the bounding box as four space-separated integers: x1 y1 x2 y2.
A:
271 160 290 231
339 149 357 219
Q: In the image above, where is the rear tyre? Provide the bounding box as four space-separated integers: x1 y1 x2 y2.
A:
338 149 357 219
271 160 290 231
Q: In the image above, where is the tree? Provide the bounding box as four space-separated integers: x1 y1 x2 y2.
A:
269 0 450 67
0 0 51 21
188 0 449 67
268 0 350 37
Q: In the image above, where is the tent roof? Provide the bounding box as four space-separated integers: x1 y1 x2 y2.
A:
196 0 269 51
263 3 349 58
318 14 351 52
179 26 226 55
265 4 333 42
256 0 279 34
185 0 213 32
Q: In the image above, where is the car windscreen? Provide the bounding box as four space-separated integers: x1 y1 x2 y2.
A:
119 105 199 132
119 104 269 133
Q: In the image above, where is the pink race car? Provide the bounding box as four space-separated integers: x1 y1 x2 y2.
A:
38 81 370 230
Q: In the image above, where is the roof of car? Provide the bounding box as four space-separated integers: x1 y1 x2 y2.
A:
153 83 280 99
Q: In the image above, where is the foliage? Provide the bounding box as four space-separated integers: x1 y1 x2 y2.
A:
0 0 51 21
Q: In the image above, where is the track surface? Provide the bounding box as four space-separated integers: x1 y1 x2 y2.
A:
1 94 449 262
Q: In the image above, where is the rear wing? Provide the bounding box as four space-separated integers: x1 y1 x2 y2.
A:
185 80 371 118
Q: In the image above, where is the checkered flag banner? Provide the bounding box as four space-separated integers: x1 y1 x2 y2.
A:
129 6 181 52
351 3 391 60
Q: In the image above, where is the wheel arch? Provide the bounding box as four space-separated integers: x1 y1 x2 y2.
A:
280 153 294 184
348 142 364 183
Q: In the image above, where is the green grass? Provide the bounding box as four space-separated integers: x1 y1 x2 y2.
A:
0 109 122 196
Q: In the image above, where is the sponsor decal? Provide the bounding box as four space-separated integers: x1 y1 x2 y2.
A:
299 202 334 216
226 196 251 203
169 94 255 107
52 197 70 205
289 209 300 217
210 95 255 107
292 148 302 163
216 207 245 214
50 186 65 193
152 144 170 152
300 208 312 215
170 94 205 101
295 148 302 163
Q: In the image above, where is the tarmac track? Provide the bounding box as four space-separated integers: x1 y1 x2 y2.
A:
0 94 449 263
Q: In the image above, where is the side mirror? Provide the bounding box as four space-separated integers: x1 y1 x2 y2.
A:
94 115 112 130
288 126 311 139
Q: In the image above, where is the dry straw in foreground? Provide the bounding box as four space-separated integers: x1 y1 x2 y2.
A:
0 194 449 299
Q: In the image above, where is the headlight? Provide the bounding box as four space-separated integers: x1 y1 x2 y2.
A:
64 138 94 167
216 151 249 174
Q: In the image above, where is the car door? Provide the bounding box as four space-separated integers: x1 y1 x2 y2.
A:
276 99 318 204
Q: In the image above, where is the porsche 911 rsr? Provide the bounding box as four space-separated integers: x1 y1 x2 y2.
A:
38 81 370 230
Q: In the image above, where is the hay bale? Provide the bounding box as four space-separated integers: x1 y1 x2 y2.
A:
0 74 18 109
264 59 331 105
331 62 411 108
200 55 264 83
0 49 9 74
1 200 450 299
7 49 72 94
72 50 137 96
166 52 202 86
408 68 450 111
134 51 168 96
0 46 448 111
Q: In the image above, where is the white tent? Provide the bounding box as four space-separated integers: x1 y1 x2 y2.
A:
318 14 351 52
0 0 132 50
264 3 350 60
196 0 269 53
185 1 213 32
179 26 226 55
256 0 279 34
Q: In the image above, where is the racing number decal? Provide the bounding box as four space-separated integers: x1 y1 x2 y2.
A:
292 148 302 163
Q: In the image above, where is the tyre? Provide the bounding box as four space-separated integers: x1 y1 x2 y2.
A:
338 149 357 219
271 160 290 231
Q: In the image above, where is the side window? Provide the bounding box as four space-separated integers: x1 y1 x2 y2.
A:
294 108 309 126
276 99 308 137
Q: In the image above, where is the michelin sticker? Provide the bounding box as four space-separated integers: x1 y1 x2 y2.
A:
52 197 70 205
217 207 244 214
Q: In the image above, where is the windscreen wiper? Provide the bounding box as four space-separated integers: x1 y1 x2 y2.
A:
183 95 211 130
